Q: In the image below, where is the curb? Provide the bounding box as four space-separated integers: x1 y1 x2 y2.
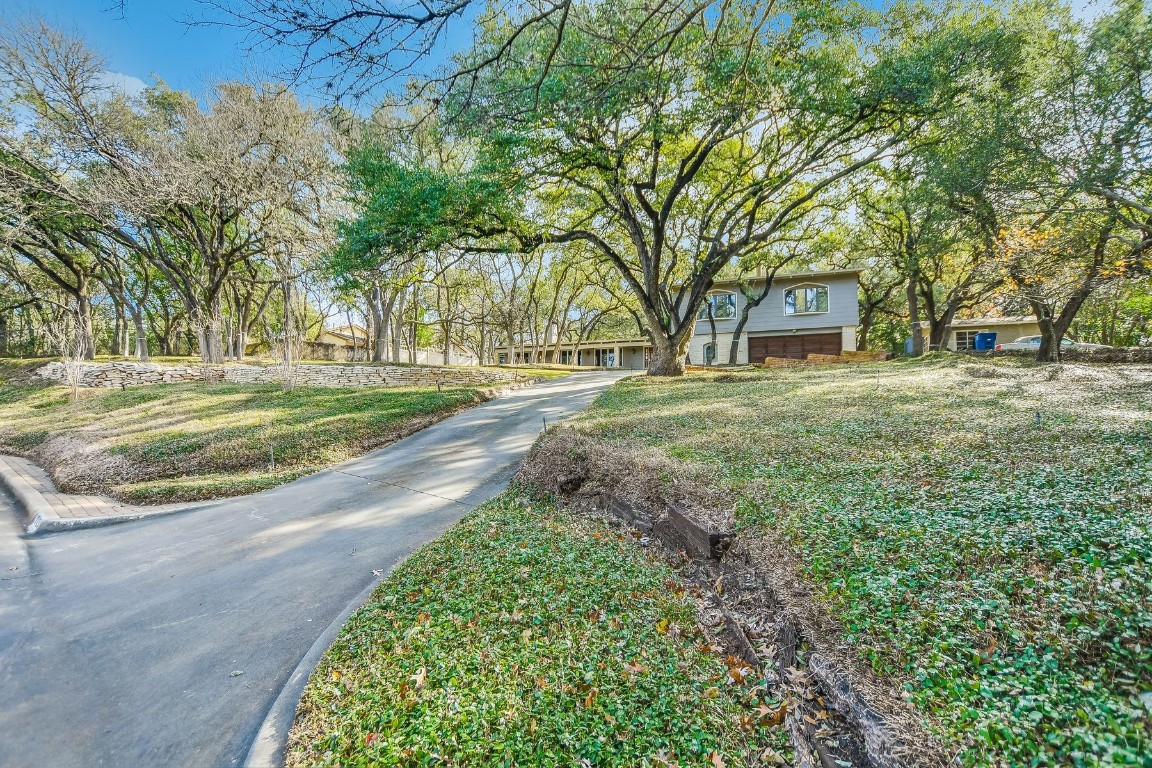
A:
25 505 202 535
0 463 56 531
244 562 406 768
0 456 209 536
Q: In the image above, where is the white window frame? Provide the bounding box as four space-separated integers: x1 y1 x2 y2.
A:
697 291 738 321
783 283 830 316
954 330 984 350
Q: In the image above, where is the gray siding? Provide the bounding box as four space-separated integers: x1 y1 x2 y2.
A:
692 273 860 336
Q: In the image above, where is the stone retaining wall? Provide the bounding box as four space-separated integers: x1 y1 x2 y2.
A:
35 361 527 389
983 346 1152 363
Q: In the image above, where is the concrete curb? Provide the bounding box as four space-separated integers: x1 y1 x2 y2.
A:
0 461 56 532
0 455 210 536
243 561 407 768
25 505 203 535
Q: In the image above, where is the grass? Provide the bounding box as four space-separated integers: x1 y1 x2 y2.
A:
0 359 502 501
288 493 790 767
78 354 575 380
570 355 1152 767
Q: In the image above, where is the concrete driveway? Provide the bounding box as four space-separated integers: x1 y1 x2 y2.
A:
0 371 628 767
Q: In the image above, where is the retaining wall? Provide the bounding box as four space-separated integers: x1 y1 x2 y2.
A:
35 361 526 389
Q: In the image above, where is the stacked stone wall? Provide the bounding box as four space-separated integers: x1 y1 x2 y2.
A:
35 361 527 389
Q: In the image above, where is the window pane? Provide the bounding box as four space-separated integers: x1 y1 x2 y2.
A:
815 288 828 312
784 290 797 315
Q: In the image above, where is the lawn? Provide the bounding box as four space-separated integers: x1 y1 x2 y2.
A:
288 493 790 767
0 358 512 502
566 356 1152 767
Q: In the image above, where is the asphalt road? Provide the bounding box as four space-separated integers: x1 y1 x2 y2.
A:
0 371 628 768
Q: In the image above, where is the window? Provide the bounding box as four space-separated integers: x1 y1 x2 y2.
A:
784 285 829 315
954 330 981 351
697 292 737 321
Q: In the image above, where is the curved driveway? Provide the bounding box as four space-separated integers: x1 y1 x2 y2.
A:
0 371 627 767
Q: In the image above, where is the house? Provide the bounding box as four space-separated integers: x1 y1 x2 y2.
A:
316 324 371 350
313 324 479 365
688 269 861 364
498 269 862 368
499 338 654 369
943 316 1040 350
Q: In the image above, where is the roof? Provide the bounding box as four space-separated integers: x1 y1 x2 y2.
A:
505 337 650 349
710 268 863 288
950 315 1038 328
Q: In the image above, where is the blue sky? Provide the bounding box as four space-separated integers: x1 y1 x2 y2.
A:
13 0 1106 102
7 1 254 97
8 0 478 103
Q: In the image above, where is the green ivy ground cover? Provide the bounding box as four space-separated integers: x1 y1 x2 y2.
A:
288 494 789 767
576 357 1152 767
0 366 486 501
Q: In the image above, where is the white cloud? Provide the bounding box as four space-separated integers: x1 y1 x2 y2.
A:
98 71 148 97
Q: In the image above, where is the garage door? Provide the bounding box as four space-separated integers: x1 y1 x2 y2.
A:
749 332 842 362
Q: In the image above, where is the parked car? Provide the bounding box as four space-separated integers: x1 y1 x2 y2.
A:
995 335 1111 352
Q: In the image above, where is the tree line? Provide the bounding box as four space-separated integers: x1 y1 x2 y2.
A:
2 0 1150 372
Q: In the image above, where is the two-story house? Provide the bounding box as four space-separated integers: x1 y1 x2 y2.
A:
498 268 861 368
689 269 861 364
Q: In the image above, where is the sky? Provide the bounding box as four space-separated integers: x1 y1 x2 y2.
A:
6 1 255 97
12 0 1108 104
6 0 477 104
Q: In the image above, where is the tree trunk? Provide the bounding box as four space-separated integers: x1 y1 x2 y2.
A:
368 286 387 363
281 277 295 391
131 310 150 362
196 300 226 363
0 314 8 357
727 277 779 364
111 304 124 357
858 313 872 352
647 330 692 376
906 276 924 357
929 305 958 351
76 294 96 360
392 290 407 363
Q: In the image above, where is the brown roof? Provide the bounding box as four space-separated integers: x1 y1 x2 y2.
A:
951 315 1038 327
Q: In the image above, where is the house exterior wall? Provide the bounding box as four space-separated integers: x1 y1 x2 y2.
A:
946 321 1040 350
691 273 861 364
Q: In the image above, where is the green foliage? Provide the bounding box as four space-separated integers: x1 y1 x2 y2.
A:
289 494 788 767
0 372 484 501
577 358 1152 766
335 142 518 277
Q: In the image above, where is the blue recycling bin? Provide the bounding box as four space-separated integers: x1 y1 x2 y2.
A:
974 332 998 351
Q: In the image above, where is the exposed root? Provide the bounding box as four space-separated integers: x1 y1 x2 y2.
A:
521 429 955 768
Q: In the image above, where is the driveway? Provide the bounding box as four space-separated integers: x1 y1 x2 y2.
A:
0 371 628 767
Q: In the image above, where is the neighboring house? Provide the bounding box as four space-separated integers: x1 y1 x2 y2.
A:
916 316 1042 351
499 338 653 369
498 269 862 368
316 324 371 351
314 324 480 365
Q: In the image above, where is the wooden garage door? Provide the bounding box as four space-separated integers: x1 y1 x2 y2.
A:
749 332 842 362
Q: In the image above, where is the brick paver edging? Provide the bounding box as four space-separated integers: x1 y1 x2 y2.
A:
0 455 197 534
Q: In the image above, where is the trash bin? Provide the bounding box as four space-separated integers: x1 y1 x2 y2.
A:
974 332 998 351
904 337 914 355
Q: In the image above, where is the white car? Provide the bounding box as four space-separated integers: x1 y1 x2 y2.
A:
995 335 1110 352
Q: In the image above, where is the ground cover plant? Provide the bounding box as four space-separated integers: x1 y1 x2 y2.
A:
569 356 1152 766
288 493 789 767
0 359 512 501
